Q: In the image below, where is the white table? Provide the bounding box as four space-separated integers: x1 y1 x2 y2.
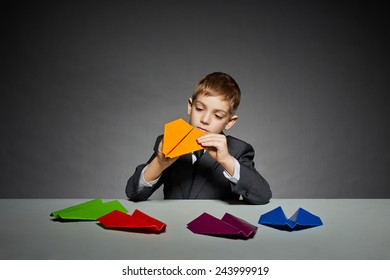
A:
0 199 389 259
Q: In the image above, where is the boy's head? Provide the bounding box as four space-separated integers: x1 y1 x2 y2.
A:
188 72 240 134
192 72 241 114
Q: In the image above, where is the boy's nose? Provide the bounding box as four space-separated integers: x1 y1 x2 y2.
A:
200 113 211 125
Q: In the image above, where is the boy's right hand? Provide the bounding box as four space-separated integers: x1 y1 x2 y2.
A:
144 138 178 183
155 138 178 169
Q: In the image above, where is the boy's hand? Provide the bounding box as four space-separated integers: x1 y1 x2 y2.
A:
156 138 178 168
197 134 235 176
144 138 178 183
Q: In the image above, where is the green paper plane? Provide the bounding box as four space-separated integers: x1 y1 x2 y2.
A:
50 198 128 220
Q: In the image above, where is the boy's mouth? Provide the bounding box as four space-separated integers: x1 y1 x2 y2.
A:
197 127 209 132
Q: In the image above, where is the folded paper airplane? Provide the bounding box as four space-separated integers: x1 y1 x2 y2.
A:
163 118 206 158
258 206 323 231
50 198 128 220
187 212 257 239
98 209 166 232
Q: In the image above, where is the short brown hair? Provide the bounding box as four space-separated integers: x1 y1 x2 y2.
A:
192 72 241 114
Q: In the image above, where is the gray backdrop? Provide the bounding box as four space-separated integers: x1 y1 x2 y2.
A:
1 0 389 199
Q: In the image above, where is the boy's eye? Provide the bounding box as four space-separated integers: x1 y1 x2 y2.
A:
215 115 223 120
195 107 204 111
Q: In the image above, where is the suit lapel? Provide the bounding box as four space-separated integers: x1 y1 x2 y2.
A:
188 152 219 198
177 153 194 198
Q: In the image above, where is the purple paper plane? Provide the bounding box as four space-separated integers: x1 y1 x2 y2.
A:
187 212 257 239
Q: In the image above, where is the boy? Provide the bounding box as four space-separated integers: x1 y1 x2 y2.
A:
126 72 271 204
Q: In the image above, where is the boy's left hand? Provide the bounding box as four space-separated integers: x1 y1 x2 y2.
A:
197 134 235 175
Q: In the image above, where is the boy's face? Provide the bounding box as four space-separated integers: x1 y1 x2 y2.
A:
187 94 238 134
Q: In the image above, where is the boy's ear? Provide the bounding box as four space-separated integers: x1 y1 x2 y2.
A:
224 115 238 130
187 98 193 115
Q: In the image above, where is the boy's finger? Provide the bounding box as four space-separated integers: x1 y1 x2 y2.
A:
198 133 224 140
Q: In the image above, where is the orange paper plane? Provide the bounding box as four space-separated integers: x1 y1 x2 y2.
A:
162 118 206 158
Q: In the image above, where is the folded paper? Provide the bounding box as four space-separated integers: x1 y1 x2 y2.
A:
98 209 166 232
163 118 205 158
187 212 257 239
50 198 128 220
258 206 323 231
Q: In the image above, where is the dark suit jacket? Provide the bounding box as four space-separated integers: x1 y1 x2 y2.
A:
126 135 272 204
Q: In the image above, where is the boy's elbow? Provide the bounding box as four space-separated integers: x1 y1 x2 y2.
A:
246 193 272 205
243 182 272 205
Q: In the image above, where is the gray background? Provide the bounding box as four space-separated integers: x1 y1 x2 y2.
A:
1 0 389 199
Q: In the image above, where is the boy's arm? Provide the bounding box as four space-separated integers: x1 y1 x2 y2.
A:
230 141 272 205
126 135 177 201
126 163 158 201
198 134 271 204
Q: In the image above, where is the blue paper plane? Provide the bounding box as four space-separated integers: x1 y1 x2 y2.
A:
258 206 323 231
